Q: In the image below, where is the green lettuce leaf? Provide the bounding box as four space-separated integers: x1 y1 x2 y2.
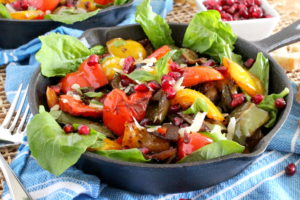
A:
182 97 208 115
36 33 104 77
95 148 150 162
249 52 270 95
178 140 245 163
126 70 156 82
135 0 174 49
27 109 102 176
90 45 106 55
44 9 99 24
258 88 289 128
114 0 129 5
0 3 11 19
182 10 237 63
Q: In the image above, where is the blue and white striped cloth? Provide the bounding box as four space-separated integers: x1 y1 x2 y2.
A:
1 2 300 199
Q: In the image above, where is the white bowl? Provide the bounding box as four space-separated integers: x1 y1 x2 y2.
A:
196 0 280 41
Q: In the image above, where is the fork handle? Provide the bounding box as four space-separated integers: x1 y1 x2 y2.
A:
0 153 32 200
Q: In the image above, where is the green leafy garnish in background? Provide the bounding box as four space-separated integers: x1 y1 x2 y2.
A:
249 52 270 95
135 0 174 49
182 98 208 115
178 140 245 163
90 45 106 55
44 9 99 24
258 88 289 128
36 33 105 77
95 149 150 163
182 10 239 63
27 108 104 176
114 0 130 5
0 3 11 19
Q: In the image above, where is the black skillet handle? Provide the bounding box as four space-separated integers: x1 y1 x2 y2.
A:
254 20 300 53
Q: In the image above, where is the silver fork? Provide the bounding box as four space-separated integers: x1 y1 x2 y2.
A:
0 84 32 200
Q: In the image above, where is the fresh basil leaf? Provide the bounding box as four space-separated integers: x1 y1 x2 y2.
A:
156 50 177 81
249 52 269 95
135 0 174 49
50 110 114 138
36 33 92 77
95 148 150 162
178 140 245 163
258 88 289 128
182 97 208 115
114 0 129 5
127 70 156 82
0 3 11 19
27 109 100 175
44 9 99 24
84 91 104 98
183 10 237 63
90 45 106 55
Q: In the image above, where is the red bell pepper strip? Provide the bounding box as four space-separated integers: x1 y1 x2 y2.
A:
60 55 108 93
59 95 102 118
103 89 152 136
178 132 213 160
148 45 172 60
95 0 113 5
182 66 224 87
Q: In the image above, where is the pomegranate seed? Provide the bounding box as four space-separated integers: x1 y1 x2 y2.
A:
244 58 255 68
139 147 150 154
20 0 29 10
275 98 286 109
169 104 181 113
251 94 264 104
170 62 183 73
140 118 151 126
233 13 241 20
213 5 223 12
147 81 161 91
63 124 73 133
168 72 182 81
134 84 149 92
123 56 136 74
172 117 184 126
221 12 233 21
121 78 131 87
249 5 263 18
222 5 230 11
285 163 297 176
161 75 175 90
215 66 228 76
231 93 245 108
78 125 90 135
203 0 218 9
202 59 216 66
50 85 61 95
264 14 273 18
219 0 227 6
225 0 235 6
11 1 22 10
254 0 261 6
227 4 238 14
165 87 176 100
239 4 250 18
183 132 190 144
87 55 99 66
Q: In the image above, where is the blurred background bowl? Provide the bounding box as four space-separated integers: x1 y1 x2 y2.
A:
196 0 280 41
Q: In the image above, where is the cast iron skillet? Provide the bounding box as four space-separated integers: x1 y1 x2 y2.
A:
28 20 300 194
0 1 133 49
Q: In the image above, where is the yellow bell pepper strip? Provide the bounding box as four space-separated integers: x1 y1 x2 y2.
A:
77 0 97 11
223 57 264 97
106 38 147 60
88 138 122 151
171 89 224 121
10 10 44 20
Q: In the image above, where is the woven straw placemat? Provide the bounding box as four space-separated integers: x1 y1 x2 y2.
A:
0 0 299 197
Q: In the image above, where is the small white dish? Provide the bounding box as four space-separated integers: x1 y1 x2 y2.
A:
195 0 280 41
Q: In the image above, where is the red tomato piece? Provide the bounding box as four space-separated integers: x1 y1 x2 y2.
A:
41 0 60 11
59 95 102 118
60 56 108 93
103 89 152 136
95 0 113 5
178 132 213 160
182 66 224 87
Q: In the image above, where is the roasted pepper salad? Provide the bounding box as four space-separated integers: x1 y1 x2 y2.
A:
28 0 289 176
0 0 130 23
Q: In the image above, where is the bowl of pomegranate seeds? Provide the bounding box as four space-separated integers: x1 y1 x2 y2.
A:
196 0 280 41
